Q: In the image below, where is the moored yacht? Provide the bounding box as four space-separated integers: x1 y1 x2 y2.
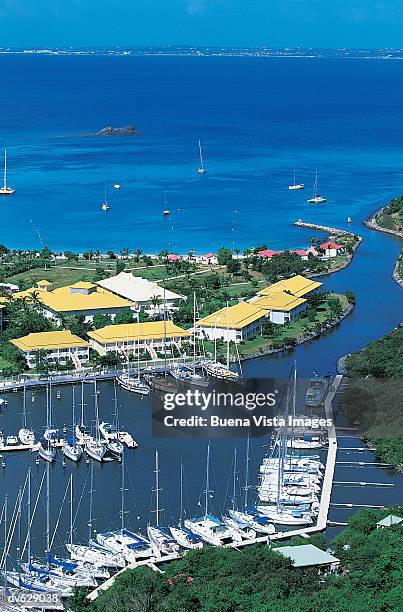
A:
0 149 15 196
307 170 327 204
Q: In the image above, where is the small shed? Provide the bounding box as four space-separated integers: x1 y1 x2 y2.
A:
274 544 340 572
376 514 403 529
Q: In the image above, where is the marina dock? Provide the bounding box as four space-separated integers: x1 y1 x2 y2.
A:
87 375 343 601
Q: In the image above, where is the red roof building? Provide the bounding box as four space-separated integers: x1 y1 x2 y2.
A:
258 249 282 258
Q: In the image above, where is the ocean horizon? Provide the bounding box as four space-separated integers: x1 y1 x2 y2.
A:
1 54 403 254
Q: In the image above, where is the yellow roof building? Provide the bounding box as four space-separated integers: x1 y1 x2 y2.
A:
87 321 191 344
253 293 307 312
257 275 322 299
196 302 266 330
11 330 89 352
13 282 133 314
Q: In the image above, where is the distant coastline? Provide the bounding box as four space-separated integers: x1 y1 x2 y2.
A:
1 46 403 60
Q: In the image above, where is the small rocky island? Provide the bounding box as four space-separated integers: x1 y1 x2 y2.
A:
96 124 139 136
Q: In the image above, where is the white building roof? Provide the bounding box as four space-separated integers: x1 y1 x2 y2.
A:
274 544 339 568
97 272 184 304
376 514 403 527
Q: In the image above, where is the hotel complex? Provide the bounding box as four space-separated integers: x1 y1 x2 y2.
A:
196 275 322 342
87 321 191 358
10 330 90 369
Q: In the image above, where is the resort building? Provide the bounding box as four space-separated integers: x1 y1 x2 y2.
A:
195 301 267 343
10 330 90 369
13 281 134 323
320 241 345 258
97 272 184 314
255 275 322 299
252 292 307 324
199 253 218 265
251 275 322 324
87 321 191 357
274 545 340 573
167 253 181 262
258 249 282 258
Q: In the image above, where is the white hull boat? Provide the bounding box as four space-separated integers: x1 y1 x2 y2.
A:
222 516 257 540
85 440 106 462
256 507 313 525
116 374 150 395
62 439 83 462
184 515 236 547
18 428 35 446
66 543 125 568
228 510 275 535
169 526 203 549
147 526 180 556
203 362 240 382
96 530 153 562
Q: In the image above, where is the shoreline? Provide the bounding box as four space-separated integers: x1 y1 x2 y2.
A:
392 253 403 289
364 205 403 239
239 302 355 362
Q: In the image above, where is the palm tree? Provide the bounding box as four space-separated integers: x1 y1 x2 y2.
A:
120 247 130 260
150 295 163 316
133 248 142 263
159 249 169 261
234 248 240 260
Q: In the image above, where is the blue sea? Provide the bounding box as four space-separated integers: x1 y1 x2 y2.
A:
1 54 403 254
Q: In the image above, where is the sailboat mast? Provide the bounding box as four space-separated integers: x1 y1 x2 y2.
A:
193 293 196 373
22 380 27 429
163 287 167 377
88 460 94 543
69 474 73 547
46 462 50 560
3 496 7 591
94 378 100 442
80 381 85 428
244 435 250 509
204 441 210 518
120 449 125 532
16 487 22 571
155 449 160 527
179 459 184 525
226 302 230 369
27 469 31 564
293 162 296 185
72 385 76 436
3 150 7 190
199 140 203 168
232 446 237 511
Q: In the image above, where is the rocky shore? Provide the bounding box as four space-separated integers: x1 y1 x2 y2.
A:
364 206 403 238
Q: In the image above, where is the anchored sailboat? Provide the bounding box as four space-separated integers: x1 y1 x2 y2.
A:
147 450 180 556
0 149 15 196
169 461 203 549
197 139 206 174
307 170 327 204
100 180 110 211
18 381 35 446
288 163 304 190
162 191 170 216
84 379 106 462
113 168 121 190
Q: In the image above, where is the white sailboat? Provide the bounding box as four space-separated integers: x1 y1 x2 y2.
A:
85 379 106 462
162 191 170 216
169 461 203 550
38 386 56 462
62 386 83 462
116 326 150 395
203 302 242 382
18 382 35 446
113 168 121 190
0 149 15 196
100 180 110 211
147 450 180 556
96 454 154 562
288 163 304 190
197 139 206 174
184 442 238 546
307 170 327 204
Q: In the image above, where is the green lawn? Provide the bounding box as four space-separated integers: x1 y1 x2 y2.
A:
204 293 348 359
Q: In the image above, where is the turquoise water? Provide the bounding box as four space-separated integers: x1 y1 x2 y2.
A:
1 55 403 253
0 55 402 557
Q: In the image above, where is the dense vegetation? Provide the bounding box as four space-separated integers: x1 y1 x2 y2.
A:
344 325 403 466
375 195 403 233
69 505 403 612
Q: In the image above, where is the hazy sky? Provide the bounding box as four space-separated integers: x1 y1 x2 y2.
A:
0 1 402 48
